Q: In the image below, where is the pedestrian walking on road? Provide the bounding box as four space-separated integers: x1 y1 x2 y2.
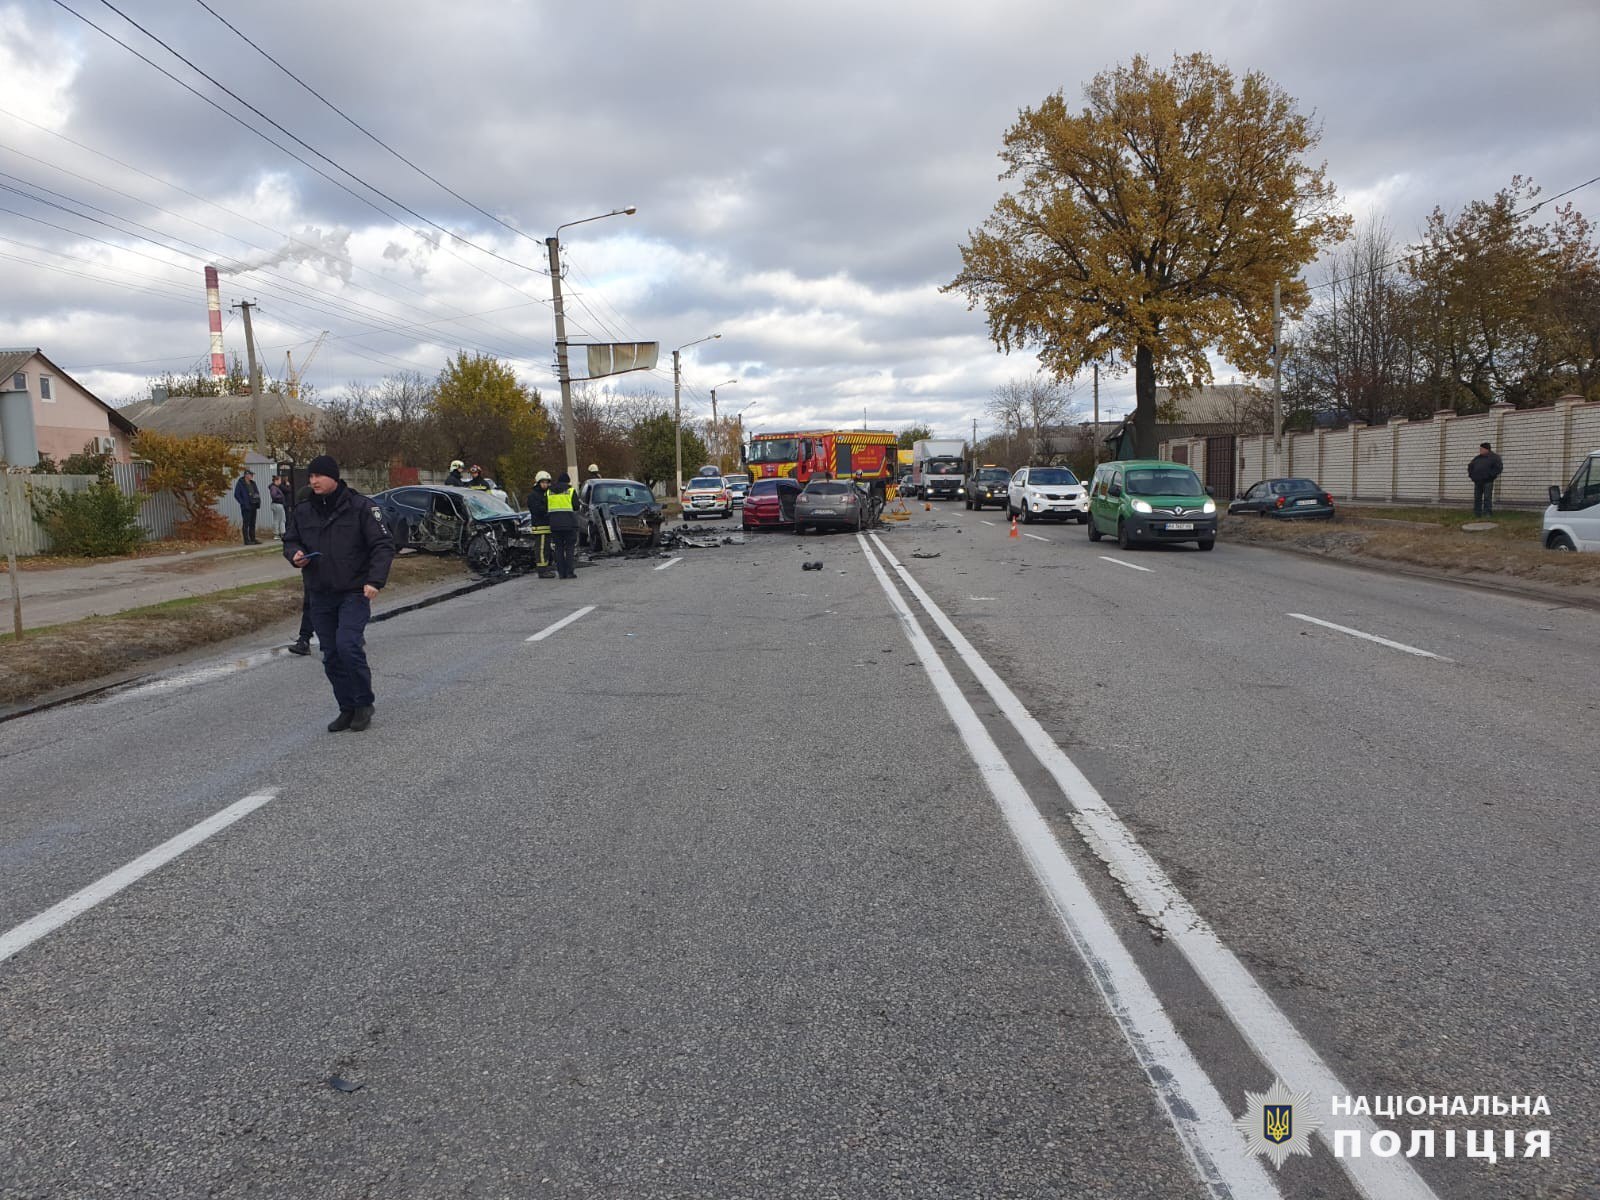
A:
283 455 395 731
525 469 555 578
234 469 262 544
1468 442 1504 517
268 475 289 539
547 472 579 579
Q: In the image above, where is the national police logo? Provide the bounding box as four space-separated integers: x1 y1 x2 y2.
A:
1234 1079 1320 1169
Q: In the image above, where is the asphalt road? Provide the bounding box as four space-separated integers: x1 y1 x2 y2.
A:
1 511 1594 1199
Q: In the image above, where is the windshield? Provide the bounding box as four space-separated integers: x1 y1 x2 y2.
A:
591 483 652 505
723 474 750 486
460 491 514 517
804 481 850 495
1125 467 1204 497
748 480 783 496
1272 479 1321 495
926 460 962 474
686 477 725 491
748 439 798 463
976 468 1010 482
1028 468 1078 486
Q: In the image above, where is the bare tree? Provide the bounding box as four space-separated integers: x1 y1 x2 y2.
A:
988 374 1079 461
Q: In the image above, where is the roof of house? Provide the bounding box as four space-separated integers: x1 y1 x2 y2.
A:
0 348 137 433
117 391 325 438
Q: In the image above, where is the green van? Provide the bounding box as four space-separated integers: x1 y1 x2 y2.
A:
1087 460 1217 550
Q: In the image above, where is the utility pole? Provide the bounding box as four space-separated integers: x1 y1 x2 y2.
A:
546 237 579 485
972 416 978 453
673 349 684 496
1272 280 1283 471
234 300 265 455
2 479 22 640
1092 361 1100 467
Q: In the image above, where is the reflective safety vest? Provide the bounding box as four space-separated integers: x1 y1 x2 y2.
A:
546 490 575 513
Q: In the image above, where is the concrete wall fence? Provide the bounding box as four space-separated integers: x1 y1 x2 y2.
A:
1161 398 1600 506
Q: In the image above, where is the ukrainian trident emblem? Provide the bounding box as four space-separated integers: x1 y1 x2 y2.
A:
1235 1079 1321 1169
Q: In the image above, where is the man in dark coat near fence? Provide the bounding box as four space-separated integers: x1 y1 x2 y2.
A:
283 455 395 732
1468 442 1504 517
233 469 261 544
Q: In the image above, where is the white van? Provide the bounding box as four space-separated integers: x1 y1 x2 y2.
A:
1543 450 1600 551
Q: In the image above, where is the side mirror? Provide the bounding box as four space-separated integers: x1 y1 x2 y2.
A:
1108 484 1122 498
1548 485 1562 507
1204 486 1215 498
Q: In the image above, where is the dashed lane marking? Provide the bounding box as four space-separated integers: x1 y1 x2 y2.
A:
525 605 596 643
0 789 278 966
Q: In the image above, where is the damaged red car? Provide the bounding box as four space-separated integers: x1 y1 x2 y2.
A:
741 477 801 530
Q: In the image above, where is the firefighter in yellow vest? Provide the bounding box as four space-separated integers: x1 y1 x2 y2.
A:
523 470 555 578
547 472 579 579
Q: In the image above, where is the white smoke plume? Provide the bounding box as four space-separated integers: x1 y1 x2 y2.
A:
222 226 353 284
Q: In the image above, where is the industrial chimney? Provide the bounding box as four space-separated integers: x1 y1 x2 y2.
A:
204 265 226 393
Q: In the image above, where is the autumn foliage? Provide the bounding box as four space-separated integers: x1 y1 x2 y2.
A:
134 431 243 541
947 52 1350 457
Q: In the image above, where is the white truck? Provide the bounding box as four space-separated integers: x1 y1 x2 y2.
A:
911 438 967 500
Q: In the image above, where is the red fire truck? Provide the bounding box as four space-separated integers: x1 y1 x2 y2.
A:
743 429 900 494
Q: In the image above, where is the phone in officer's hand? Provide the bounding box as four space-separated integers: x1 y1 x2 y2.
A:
298 550 321 561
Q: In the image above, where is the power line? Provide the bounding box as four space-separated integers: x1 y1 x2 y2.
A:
77 0 547 279
189 0 542 250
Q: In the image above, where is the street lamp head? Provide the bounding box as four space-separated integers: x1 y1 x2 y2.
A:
622 206 637 215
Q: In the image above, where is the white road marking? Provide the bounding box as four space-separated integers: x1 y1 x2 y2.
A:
1287 613 1449 661
979 519 997 526
857 535 1281 1200
1023 532 1049 542
653 557 683 571
525 605 596 642
1099 555 1153 573
0 789 277 966
870 533 1441 1200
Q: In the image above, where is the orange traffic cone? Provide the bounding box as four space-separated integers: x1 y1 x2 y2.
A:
923 496 931 512
1009 516 1019 538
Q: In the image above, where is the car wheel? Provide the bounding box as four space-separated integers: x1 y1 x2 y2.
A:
391 521 408 553
1117 518 1134 549
1087 515 1102 542
1021 505 1033 524
964 497 972 510
1197 537 1215 551
1549 533 1576 552
466 531 501 574
795 523 806 536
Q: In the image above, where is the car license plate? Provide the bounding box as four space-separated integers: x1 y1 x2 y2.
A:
1167 522 1195 531
1296 498 1317 506
810 509 835 517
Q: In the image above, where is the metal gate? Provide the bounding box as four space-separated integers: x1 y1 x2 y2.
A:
1205 435 1237 500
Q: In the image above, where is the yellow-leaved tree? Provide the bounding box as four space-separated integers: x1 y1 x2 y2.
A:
134 431 244 540
431 352 549 503
946 53 1350 458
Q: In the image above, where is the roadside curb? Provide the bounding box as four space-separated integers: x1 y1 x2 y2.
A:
0 574 499 726
1233 538 1600 612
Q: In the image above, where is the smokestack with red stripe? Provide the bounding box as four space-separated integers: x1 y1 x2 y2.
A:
205 266 226 392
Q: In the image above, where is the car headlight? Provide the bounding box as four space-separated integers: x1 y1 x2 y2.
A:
1131 499 1153 514
1203 498 1216 514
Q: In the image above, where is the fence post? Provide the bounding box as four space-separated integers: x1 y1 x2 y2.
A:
1556 395 1581 481
1388 418 1406 501
1433 410 1454 505
1316 428 1326 490
1 477 22 639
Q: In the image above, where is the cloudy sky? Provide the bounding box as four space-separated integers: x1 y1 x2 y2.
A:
3 0 1597 441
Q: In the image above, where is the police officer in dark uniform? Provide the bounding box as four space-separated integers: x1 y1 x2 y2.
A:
283 455 395 732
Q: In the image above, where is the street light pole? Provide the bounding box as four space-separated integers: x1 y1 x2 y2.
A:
709 380 736 471
673 334 720 495
547 206 636 484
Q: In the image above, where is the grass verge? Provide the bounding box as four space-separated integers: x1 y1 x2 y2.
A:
1222 507 1600 594
0 553 467 708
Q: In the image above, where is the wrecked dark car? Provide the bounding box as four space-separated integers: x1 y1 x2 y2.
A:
577 478 665 554
370 484 534 573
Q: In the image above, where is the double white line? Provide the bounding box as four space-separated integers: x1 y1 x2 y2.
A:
858 532 1439 1200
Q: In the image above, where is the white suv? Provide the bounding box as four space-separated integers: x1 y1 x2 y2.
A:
1544 450 1600 551
1007 466 1089 524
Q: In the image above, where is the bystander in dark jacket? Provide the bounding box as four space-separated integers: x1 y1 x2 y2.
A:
283 455 395 731
1468 443 1504 517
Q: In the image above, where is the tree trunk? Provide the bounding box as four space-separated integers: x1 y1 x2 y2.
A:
1133 345 1157 458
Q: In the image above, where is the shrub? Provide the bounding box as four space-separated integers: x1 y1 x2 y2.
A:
30 479 146 557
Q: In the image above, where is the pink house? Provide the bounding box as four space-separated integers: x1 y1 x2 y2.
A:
0 348 136 465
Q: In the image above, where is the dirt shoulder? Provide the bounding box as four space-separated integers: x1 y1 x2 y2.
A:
1222 507 1600 604
0 553 467 709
